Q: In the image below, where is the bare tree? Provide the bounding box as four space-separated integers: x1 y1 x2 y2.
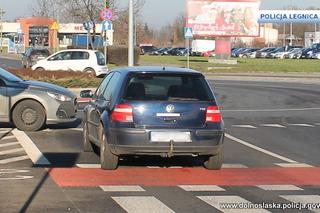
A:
31 0 64 19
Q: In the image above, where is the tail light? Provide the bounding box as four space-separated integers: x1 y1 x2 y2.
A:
206 106 221 123
111 104 133 122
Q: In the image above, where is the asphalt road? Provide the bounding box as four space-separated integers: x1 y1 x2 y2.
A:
1 57 320 212
0 56 22 69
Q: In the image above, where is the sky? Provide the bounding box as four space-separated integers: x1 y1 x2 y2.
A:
0 0 320 28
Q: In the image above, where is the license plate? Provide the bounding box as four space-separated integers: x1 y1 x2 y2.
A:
150 131 191 142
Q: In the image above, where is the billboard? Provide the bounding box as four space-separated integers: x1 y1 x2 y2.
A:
186 0 261 37
259 10 320 24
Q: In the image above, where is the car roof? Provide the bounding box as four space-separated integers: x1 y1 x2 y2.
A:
57 49 98 53
111 66 202 75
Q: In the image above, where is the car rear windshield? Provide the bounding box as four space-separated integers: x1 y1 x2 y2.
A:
95 52 106 66
123 73 214 101
31 50 50 56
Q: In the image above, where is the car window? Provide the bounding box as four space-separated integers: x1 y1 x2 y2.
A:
95 52 105 66
102 72 121 101
49 51 72 61
0 78 5 87
123 73 214 101
71 51 89 60
31 49 50 56
94 72 114 99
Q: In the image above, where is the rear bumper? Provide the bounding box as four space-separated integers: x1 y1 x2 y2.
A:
107 128 225 156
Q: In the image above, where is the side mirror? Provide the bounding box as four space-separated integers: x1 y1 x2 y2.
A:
80 90 93 98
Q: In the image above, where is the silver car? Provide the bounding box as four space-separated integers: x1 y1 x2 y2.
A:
0 68 77 131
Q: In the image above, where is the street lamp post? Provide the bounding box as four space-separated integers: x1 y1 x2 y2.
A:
128 0 134 66
290 0 293 46
0 8 5 53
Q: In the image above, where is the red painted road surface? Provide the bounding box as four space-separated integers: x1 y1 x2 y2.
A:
49 167 320 187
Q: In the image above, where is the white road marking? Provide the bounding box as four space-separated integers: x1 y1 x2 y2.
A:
112 196 175 213
260 124 286 128
0 176 34 180
222 108 320 112
275 163 313 168
198 196 270 213
179 185 225 192
0 155 29 164
0 135 15 140
280 195 320 213
222 164 248 168
0 142 19 148
147 166 161 168
288 124 315 127
257 185 303 191
76 164 101 168
232 125 257 129
315 123 320 126
0 169 30 174
0 131 10 135
12 129 50 166
100 186 145 192
226 134 297 163
0 148 24 155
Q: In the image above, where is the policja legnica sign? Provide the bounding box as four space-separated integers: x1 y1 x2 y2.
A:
258 10 320 23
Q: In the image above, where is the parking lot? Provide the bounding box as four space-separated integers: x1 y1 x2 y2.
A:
1 69 320 212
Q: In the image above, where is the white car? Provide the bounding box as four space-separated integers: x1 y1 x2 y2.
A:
32 49 108 77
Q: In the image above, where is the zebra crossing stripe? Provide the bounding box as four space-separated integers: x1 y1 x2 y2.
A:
0 155 29 164
76 164 101 168
198 195 270 213
100 185 145 192
275 163 313 168
222 164 248 168
0 135 15 140
0 142 19 148
257 185 303 191
0 148 24 155
289 124 315 127
179 185 225 192
112 196 175 213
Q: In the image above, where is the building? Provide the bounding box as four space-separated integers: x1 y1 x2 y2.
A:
1 17 113 51
304 32 320 48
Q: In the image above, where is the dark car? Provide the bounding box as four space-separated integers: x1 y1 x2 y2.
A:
81 66 225 170
140 46 157 55
168 47 185 56
22 47 51 68
255 47 277 58
0 68 77 131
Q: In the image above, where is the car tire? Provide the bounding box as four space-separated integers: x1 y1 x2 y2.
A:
84 68 96 78
100 124 118 170
83 122 93 152
35 67 45 72
12 100 46 131
204 149 224 170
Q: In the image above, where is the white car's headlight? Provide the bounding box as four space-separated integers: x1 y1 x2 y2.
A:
47 92 72 102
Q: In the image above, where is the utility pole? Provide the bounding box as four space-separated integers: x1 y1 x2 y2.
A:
290 0 293 46
0 8 5 53
104 0 108 66
128 0 134 66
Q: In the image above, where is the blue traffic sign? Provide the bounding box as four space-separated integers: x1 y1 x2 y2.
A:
102 20 113 31
184 27 193 39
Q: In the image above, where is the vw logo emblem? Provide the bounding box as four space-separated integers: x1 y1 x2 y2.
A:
166 105 175 113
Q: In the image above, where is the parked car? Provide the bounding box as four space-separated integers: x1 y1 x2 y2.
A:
299 48 313 59
283 48 303 59
265 47 285 58
32 49 108 77
0 68 77 131
22 47 51 68
168 47 185 56
140 45 157 55
255 47 277 58
81 66 225 170
274 48 301 59
238 48 260 58
311 49 320 59
201 50 215 57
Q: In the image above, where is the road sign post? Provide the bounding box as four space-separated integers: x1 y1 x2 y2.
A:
184 27 193 69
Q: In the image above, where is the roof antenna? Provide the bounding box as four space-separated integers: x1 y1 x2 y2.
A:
162 67 166 71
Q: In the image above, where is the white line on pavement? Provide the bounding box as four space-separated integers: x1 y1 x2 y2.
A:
222 108 320 112
280 195 320 213
260 124 286 128
0 142 20 148
179 185 226 192
257 185 303 191
0 148 24 155
275 163 313 168
288 124 315 127
76 164 101 168
232 125 257 129
225 134 298 164
12 129 50 166
100 186 145 192
222 164 248 168
0 135 15 140
0 155 30 164
112 196 175 213
198 196 270 213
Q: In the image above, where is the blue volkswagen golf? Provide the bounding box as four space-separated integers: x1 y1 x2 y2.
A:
82 66 225 170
